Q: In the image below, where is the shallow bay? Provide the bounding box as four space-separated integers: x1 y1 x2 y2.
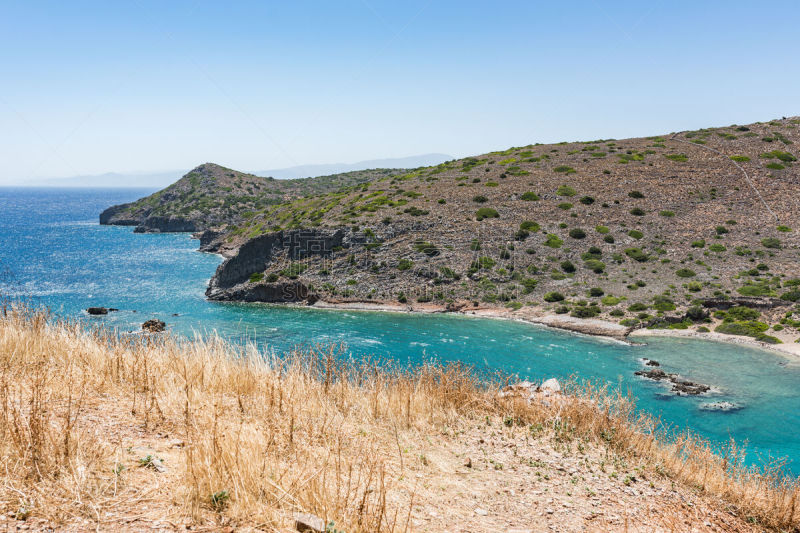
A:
1 187 798 475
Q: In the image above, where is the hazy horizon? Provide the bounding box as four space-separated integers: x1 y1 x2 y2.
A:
2 1 798 185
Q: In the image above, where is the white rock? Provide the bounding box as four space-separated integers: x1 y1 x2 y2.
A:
539 378 561 393
474 507 488 516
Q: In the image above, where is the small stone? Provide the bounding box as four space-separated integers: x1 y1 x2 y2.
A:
474 508 488 516
464 457 472 468
295 513 325 533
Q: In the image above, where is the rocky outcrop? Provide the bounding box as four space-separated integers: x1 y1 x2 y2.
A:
142 319 166 333
206 228 352 302
634 367 711 395
99 203 142 226
133 216 198 233
702 297 788 310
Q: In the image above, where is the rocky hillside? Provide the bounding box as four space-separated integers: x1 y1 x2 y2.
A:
104 117 800 342
99 163 403 233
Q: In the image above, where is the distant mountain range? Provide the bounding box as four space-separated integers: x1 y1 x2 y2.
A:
25 153 453 188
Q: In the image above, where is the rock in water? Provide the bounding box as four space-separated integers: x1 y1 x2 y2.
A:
699 401 743 412
142 319 166 333
87 307 108 315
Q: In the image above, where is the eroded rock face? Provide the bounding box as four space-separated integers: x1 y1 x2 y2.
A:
206 228 349 302
133 216 198 233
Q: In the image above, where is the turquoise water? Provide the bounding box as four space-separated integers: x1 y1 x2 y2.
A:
1 187 799 475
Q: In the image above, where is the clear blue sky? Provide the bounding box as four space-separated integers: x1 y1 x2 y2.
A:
1 1 798 183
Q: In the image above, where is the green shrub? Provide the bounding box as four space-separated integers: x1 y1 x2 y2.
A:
414 240 439 256
476 207 500 221
603 235 615 244
584 259 606 273
628 230 643 239
470 239 481 251
675 268 696 278
708 244 726 252
571 306 600 318
521 278 538 294
691 239 706 248
659 210 675 217
716 320 769 337
715 225 729 235
664 153 688 162
755 333 782 344
777 225 792 232
473 195 488 203
404 206 428 216
602 295 621 306
609 309 624 317
625 247 649 262
266 273 279 282
397 259 413 271
556 185 577 196
727 306 760 321
588 287 604 297
766 162 785 170
595 225 610 234
569 228 586 239
471 256 496 270
280 263 308 279
629 208 645 216
554 167 576 175
730 155 750 162
628 191 644 199
761 237 781 249
558 202 574 210
760 150 797 162
736 282 775 297
544 292 565 302
439 266 459 279
249 272 264 283
687 281 703 292
579 196 595 205
652 296 676 312
520 191 539 201
561 260 575 273
780 290 800 302
543 234 564 248
520 220 540 232
628 303 648 312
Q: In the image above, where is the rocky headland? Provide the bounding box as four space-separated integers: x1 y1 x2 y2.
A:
102 117 800 350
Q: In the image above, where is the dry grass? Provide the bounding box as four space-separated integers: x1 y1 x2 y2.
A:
0 304 798 532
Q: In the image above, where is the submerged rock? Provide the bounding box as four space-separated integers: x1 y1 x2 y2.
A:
87 307 108 315
699 401 743 412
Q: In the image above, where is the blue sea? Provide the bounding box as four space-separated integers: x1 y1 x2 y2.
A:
1 187 799 475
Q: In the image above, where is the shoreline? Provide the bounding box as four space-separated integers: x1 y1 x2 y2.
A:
305 298 800 360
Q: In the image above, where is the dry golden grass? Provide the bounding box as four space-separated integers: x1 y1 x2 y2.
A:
0 305 798 532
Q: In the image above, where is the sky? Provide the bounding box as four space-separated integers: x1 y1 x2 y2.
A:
1 1 799 184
